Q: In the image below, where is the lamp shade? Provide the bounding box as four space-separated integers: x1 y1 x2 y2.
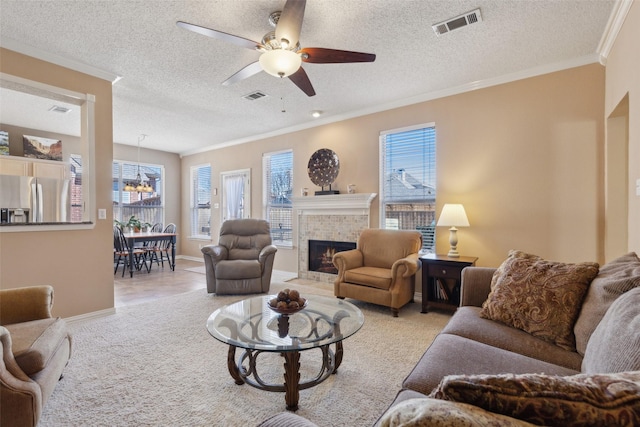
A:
259 49 302 78
437 204 470 227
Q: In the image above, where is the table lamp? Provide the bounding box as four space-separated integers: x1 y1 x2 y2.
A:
436 204 469 258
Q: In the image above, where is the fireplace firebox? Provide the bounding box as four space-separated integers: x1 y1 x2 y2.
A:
308 240 356 275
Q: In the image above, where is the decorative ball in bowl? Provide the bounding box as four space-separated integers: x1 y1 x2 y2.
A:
268 289 307 315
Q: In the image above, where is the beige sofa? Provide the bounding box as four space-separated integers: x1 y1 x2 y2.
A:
260 251 640 426
0 285 72 427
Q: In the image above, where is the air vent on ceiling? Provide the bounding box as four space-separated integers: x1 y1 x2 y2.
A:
242 91 268 101
432 8 482 36
49 105 71 114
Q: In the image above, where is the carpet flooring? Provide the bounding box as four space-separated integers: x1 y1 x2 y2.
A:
183 266 298 283
41 282 450 427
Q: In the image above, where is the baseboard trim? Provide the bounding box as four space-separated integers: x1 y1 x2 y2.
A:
65 307 116 324
178 255 203 263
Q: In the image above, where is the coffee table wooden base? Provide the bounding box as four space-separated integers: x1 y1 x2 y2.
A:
227 342 343 411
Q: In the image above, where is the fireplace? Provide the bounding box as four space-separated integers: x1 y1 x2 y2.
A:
308 240 356 274
292 193 377 283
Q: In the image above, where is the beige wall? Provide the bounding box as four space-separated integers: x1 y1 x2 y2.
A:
0 48 114 318
113 143 181 231
604 1 640 256
181 63 605 270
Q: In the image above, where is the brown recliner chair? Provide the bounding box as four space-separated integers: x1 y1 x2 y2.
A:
201 219 277 295
332 228 422 317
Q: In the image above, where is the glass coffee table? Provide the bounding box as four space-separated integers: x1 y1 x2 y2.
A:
206 294 364 411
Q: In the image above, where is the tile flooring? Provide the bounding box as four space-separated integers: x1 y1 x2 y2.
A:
114 259 207 307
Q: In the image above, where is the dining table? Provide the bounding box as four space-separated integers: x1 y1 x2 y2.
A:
122 231 177 278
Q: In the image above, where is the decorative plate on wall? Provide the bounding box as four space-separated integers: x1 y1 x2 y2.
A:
307 148 340 194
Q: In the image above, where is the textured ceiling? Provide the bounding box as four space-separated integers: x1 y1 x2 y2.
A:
0 0 615 155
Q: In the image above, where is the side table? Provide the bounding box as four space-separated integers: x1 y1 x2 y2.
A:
420 254 478 313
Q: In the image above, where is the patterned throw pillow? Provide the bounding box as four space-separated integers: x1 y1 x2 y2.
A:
379 398 535 427
573 252 640 355
480 250 599 351
429 371 640 427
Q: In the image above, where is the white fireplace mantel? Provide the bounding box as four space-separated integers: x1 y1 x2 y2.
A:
291 193 377 215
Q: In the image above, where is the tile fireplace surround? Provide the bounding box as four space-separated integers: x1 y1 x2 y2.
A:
292 193 377 283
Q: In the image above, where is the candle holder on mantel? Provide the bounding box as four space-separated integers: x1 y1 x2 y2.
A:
307 148 340 195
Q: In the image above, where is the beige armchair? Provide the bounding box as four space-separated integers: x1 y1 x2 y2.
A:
201 219 278 295
333 228 422 317
1 285 72 427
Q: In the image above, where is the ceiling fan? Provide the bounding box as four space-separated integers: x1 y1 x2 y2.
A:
176 0 376 97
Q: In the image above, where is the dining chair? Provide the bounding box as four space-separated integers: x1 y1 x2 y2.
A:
144 223 164 269
113 226 150 276
147 223 176 269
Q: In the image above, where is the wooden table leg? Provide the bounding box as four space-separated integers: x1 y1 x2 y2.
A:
227 345 244 385
283 351 301 411
334 341 344 373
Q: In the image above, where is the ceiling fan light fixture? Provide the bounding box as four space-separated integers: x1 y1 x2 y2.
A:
259 49 301 78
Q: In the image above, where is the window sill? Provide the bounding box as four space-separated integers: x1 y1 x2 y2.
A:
188 235 211 241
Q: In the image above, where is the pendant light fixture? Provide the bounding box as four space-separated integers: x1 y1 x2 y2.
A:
123 134 153 193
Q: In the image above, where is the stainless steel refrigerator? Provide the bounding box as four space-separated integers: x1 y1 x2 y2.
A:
0 175 70 223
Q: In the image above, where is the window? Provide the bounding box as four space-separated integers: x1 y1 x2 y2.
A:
380 124 436 252
69 154 83 222
191 164 211 238
263 150 293 247
113 160 164 226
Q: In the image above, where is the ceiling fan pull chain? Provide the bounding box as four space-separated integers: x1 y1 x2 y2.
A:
281 96 286 113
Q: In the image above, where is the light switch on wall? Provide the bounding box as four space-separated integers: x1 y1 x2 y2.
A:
98 209 107 219
214 203 220 209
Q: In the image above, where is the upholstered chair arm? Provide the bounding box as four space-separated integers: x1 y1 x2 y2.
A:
259 245 278 265
391 253 421 279
0 286 53 325
460 267 496 307
333 249 364 286
0 326 43 427
332 249 364 271
201 245 228 265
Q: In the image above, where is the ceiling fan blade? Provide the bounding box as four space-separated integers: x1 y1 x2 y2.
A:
300 48 376 64
176 21 260 50
275 0 306 48
221 61 263 86
288 67 316 97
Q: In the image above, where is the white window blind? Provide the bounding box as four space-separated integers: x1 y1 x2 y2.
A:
70 154 83 222
191 164 211 238
380 124 437 252
112 160 164 227
263 150 293 247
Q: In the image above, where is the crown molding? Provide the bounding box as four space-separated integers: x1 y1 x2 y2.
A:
0 37 122 84
597 0 634 65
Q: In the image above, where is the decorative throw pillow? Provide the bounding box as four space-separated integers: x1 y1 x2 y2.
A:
480 250 598 351
378 398 535 427
582 287 640 373
429 371 640 427
573 252 640 355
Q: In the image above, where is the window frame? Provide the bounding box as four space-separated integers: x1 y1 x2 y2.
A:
379 123 437 253
262 149 293 248
190 163 212 239
112 158 165 227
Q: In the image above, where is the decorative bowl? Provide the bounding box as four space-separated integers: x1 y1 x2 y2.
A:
267 300 308 315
